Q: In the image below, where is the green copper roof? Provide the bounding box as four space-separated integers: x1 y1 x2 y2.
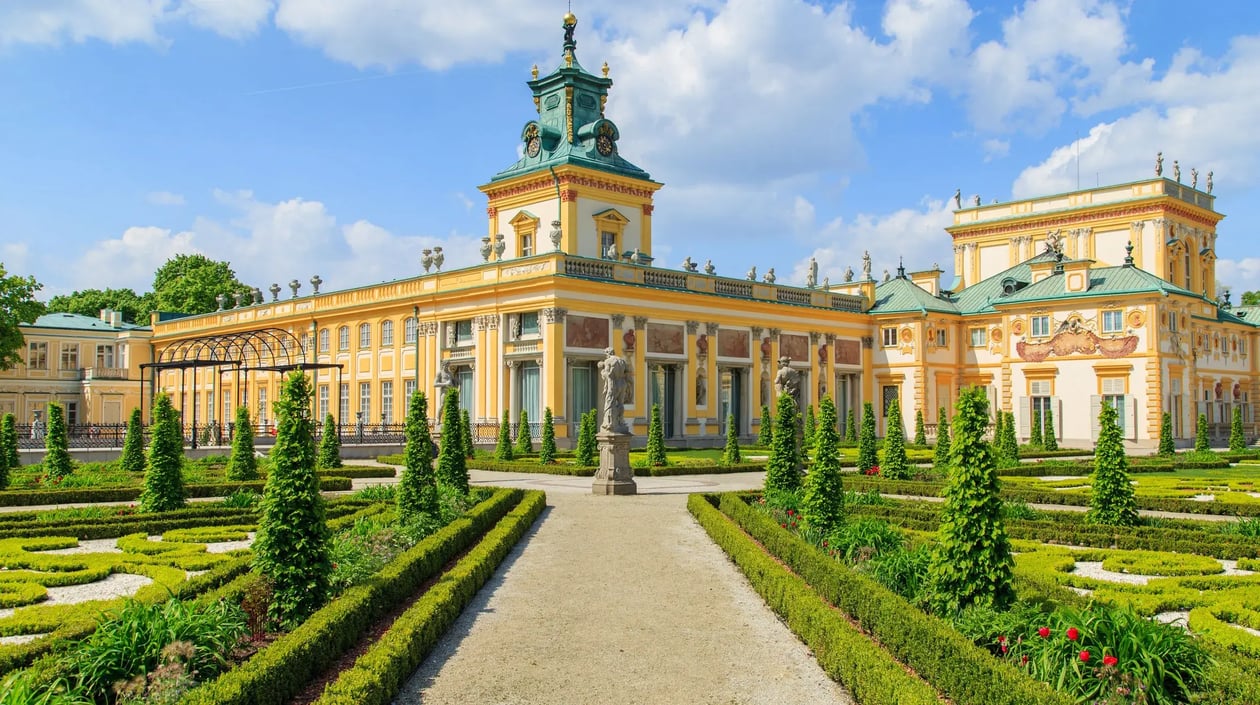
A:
951 250 1060 314
870 275 959 315
490 20 653 183
1232 306 1260 326
994 263 1196 306
29 312 148 331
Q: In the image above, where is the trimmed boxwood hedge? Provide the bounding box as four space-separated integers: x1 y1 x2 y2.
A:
688 494 940 705
312 490 545 705
180 488 525 705
0 477 352 507
317 467 396 479
712 492 1074 705
635 462 766 476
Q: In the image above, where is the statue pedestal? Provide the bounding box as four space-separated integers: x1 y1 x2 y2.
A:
593 431 636 495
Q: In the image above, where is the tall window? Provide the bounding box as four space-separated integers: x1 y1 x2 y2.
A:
455 319 474 345
521 311 540 336
1030 315 1051 338
358 323 371 348
27 342 47 370
95 344 115 368
339 383 350 424
1030 380 1051 438
457 368 475 416
881 327 898 347
404 317 417 345
601 231 617 258
1102 378 1126 435
518 362 541 422
404 379 417 404
318 385 330 421
881 385 899 417
222 391 231 426
1184 250 1192 289
338 326 350 351
257 387 268 425
65 402 78 427
319 328 330 353
380 320 394 346
935 328 948 347
359 382 371 419
521 233 534 257
59 344 78 371
1101 309 1123 334
381 381 394 423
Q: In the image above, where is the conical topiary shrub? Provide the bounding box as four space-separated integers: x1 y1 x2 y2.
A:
1029 408 1043 448
913 408 927 446
515 409 533 455
1043 407 1058 451
461 408 475 460
43 403 73 479
1196 412 1211 453
929 386 1015 615
881 396 910 480
437 390 469 495
495 409 514 461
139 393 186 512
1089 400 1138 526
120 408 145 473
802 395 844 535
722 413 741 465
317 413 342 469
1230 406 1247 453
576 409 597 467
0 413 18 476
758 404 773 447
254 372 331 626
226 406 258 481
764 394 801 493
844 407 857 444
539 407 557 464
1158 411 1175 457
857 402 878 473
397 390 437 523
932 406 951 470
646 404 668 467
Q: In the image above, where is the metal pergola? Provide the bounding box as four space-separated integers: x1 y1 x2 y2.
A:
140 327 343 447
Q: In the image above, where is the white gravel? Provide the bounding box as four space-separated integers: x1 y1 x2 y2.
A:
204 532 255 554
0 633 46 645
42 572 152 606
1190 494 1216 502
1154 611 1190 626
38 538 122 555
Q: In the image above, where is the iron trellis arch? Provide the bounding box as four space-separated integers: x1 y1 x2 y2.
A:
140 327 343 447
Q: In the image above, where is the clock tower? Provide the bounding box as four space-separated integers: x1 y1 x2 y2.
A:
479 13 662 261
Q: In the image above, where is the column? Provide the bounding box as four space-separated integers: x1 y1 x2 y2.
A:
705 322 719 432
685 320 700 434
541 307 567 436
750 326 765 412
766 328 781 413
632 316 648 427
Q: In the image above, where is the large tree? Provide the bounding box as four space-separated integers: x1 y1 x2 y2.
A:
1242 290 1260 306
0 264 45 371
150 254 248 315
46 288 151 324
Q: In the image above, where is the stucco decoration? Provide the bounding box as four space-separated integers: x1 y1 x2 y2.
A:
834 340 861 365
646 324 684 355
1010 318 1024 336
780 334 808 362
1127 309 1145 329
717 329 749 358
1015 329 1139 362
565 315 610 349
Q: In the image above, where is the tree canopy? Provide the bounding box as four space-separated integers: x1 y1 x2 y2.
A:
0 264 45 371
150 254 249 315
1242 290 1260 306
46 288 151 324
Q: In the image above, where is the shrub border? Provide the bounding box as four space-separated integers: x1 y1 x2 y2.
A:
0 477 352 507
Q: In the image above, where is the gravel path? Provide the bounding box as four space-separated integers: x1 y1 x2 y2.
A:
397 492 852 705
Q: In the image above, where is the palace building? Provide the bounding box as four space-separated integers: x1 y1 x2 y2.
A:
135 14 1255 452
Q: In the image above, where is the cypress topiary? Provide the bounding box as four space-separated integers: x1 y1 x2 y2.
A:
539 407 557 464
1089 400 1138 526
882 396 910 479
757 404 773 447
844 407 857 444
1158 411 1175 457
722 413 741 465
515 409 533 455
1230 406 1247 453
226 406 258 481
494 409 514 461
913 408 927 446
0 413 17 475
992 410 1004 446
0 418 8 490
120 408 145 473
929 387 1015 615
803 405 817 453
254 372 331 626
43 403 73 479
397 390 437 523
1043 407 1058 451
857 402 878 473
1029 408 1043 448
576 409 597 467
932 406 951 470
1196 412 1211 453
802 395 844 535
437 390 469 495
460 407 475 460
995 410 1019 465
647 404 668 467
139 393 186 512
764 394 801 492
317 413 342 469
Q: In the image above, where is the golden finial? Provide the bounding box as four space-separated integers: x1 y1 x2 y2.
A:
563 11 577 26
531 64 539 80
565 52 573 68
601 61 609 77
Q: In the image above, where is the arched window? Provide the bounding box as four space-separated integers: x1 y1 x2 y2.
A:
381 320 394 346
358 323 371 348
318 328 330 353
404 317 417 345
338 326 350 351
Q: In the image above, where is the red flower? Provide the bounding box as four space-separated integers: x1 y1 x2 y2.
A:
1103 655 1118 667
1000 644 1008 655
1079 650 1090 662
1020 655 1029 665
1066 627 1080 641
1037 627 1050 638
997 635 1006 643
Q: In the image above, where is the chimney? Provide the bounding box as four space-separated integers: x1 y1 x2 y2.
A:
110 311 122 328
100 308 111 322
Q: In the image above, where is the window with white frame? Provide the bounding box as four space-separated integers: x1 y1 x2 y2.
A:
881 327 898 347
319 328 330 353
339 383 350 423
521 233 534 257
381 381 394 423
359 382 371 419
1102 378 1126 435
935 328 948 347
258 387 268 425
95 344 115 368
1167 312 1178 332
381 320 394 347
456 319 474 345
969 327 986 347
318 385 329 421
404 317 417 345
520 311 540 337
1030 380 1052 437
1101 309 1123 334
404 379 417 404
1030 315 1051 338
59 344 78 371
358 323 371 348
27 342 47 370
338 326 350 351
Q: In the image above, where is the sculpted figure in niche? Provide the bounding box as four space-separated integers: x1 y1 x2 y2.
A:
434 360 455 398
695 365 707 406
773 356 801 400
598 347 632 434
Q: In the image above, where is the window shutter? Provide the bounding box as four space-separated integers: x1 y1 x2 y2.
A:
1090 395 1102 441
1051 396 1062 440
1127 396 1138 441
1101 378 1125 395
1018 397 1031 439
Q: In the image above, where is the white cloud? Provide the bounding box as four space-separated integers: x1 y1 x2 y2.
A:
0 0 271 47
178 0 273 38
1216 258 1260 299
1 243 31 278
982 138 1010 161
147 191 186 206
74 226 200 290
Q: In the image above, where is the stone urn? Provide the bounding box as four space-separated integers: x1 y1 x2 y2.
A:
421 249 434 273
480 236 493 262
493 234 506 261
433 246 445 271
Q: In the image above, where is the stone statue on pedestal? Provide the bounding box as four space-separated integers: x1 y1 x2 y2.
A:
597 347 631 435
434 360 454 400
593 347 636 495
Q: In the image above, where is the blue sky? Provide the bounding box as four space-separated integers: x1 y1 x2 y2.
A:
3 0 1260 301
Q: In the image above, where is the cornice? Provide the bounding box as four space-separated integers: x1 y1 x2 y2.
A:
948 201 1222 241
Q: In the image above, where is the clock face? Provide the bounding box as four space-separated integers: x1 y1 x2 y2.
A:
596 134 614 156
526 136 541 157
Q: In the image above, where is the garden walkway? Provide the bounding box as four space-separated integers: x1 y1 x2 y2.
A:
395 472 853 705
